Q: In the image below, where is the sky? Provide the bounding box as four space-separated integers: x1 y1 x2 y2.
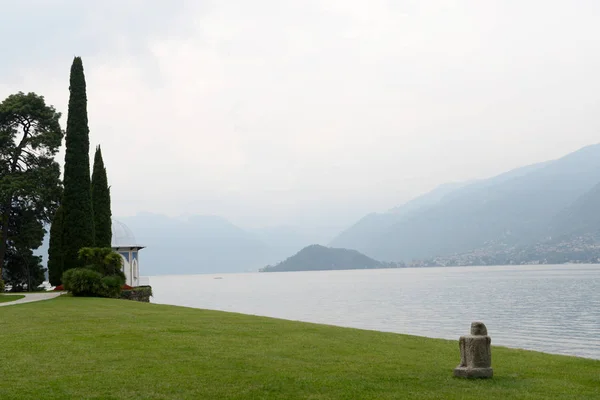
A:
2 0 600 233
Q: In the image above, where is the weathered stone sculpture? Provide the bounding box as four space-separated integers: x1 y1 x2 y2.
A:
453 321 493 378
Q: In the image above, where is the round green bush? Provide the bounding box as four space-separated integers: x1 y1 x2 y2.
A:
62 268 103 297
101 275 124 298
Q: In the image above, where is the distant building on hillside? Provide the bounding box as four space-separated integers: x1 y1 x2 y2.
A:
111 219 145 287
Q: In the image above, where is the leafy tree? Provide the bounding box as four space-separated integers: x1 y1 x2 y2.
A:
0 92 63 283
47 205 64 286
91 145 112 248
3 249 46 292
62 56 95 272
2 205 47 291
3 250 45 291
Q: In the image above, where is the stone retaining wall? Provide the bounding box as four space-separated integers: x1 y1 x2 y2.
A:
120 286 153 303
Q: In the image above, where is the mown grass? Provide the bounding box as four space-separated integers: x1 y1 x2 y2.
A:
0 296 598 399
0 294 25 303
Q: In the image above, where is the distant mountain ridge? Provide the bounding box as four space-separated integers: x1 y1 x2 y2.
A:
260 244 386 272
329 181 471 253
331 144 600 263
118 213 326 275
549 179 600 239
36 212 330 276
36 143 600 274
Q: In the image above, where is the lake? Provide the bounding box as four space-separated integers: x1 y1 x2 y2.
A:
149 264 600 360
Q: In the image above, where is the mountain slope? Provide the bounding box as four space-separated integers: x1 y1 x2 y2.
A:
251 225 331 264
329 181 469 251
261 244 384 272
331 144 600 262
37 213 325 276
118 213 271 275
549 180 600 238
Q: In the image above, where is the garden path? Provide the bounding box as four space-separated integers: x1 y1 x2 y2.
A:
0 292 62 307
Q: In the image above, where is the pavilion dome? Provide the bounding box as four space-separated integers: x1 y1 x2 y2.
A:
111 219 138 247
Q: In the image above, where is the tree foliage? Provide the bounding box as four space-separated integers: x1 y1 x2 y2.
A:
47 205 64 286
78 247 124 279
62 56 95 272
4 249 45 291
62 247 125 297
62 268 103 297
91 145 112 248
0 92 63 283
2 206 47 291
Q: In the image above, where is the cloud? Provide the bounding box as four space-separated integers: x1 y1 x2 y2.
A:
2 0 600 229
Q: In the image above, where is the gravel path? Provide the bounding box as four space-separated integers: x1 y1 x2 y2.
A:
0 292 62 307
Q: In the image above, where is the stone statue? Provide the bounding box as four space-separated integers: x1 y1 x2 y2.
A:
453 321 493 378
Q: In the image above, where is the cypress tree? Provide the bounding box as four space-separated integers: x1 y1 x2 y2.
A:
61 57 95 272
47 206 64 286
91 145 112 248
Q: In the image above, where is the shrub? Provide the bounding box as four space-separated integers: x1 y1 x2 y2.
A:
62 248 130 298
101 275 124 298
63 268 128 298
78 247 125 280
120 286 153 302
62 268 103 297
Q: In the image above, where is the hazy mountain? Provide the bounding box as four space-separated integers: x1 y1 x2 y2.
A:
35 143 600 275
260 244 384 272
251 225 331 264
35 212 328 276
118 213 273 275
121 214 341 275
331 144 600 262
420 180 600 266
549 180 600 239
330 181 471 252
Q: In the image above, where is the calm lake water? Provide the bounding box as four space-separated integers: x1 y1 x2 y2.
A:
149 264 600 360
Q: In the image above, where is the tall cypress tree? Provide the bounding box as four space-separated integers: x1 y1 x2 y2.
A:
91 145 112 248
47 205 64 286
61 57 95 272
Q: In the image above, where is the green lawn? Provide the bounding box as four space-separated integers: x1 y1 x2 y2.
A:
0 294 25 303
0 297 598 400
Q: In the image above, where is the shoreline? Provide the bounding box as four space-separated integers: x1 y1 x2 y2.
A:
1 296 598 399
145 262 600 278
148 299 600 361
146 265 600 361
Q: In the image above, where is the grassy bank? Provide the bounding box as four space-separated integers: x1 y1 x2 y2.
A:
0 294 25 303
0 297 598 399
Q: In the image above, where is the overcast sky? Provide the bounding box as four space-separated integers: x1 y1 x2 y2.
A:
1 0 599 231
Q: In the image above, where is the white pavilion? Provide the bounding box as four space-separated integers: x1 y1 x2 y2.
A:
111 219 145 287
